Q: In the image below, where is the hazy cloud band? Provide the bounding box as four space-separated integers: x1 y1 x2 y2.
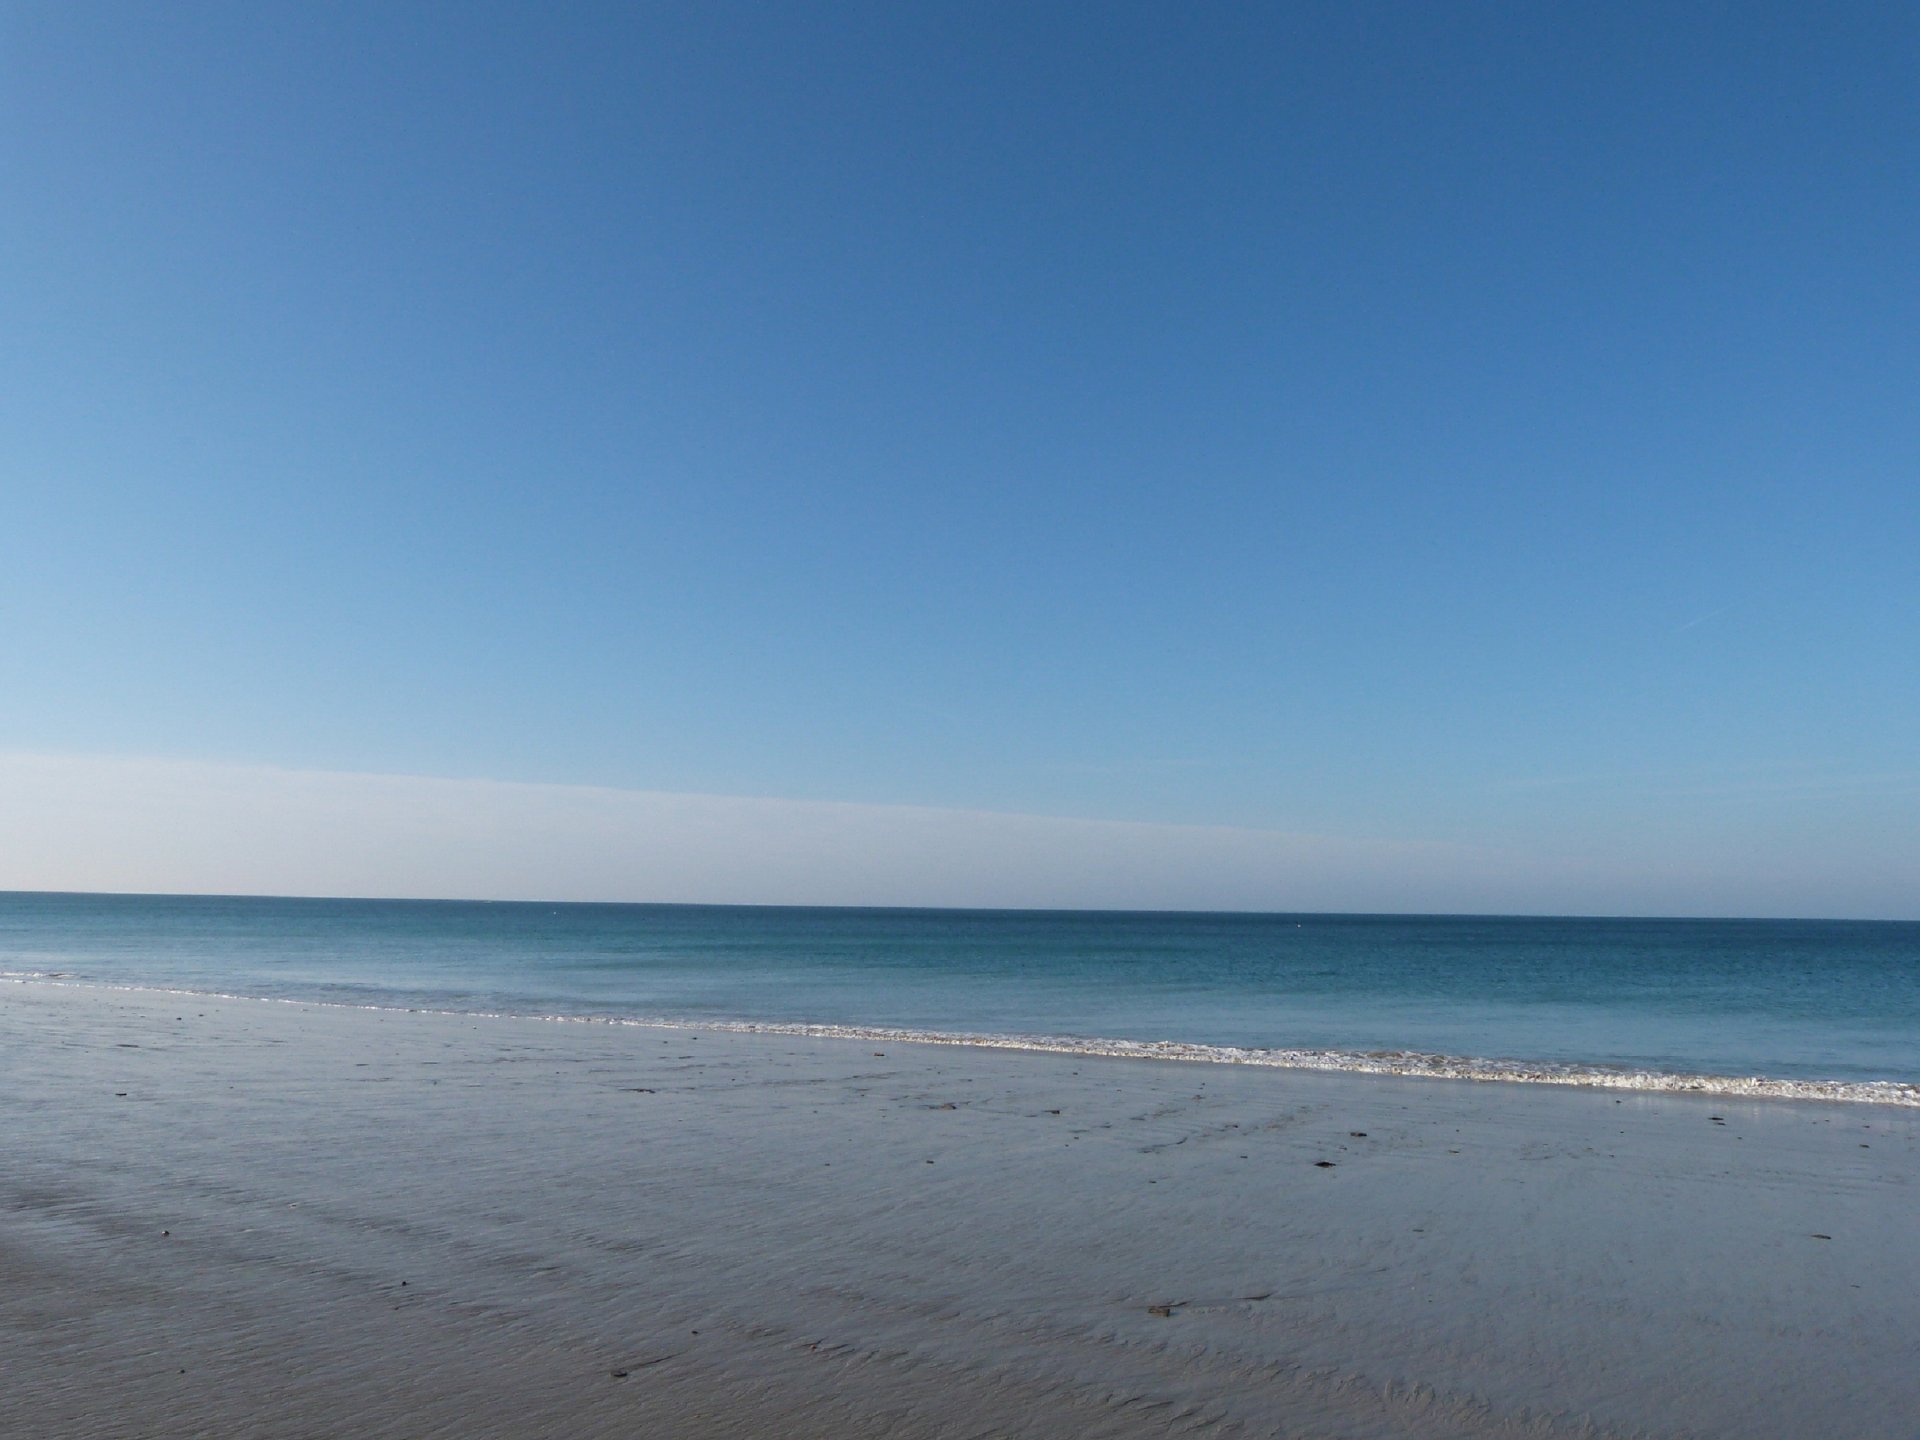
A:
0 753 1903 918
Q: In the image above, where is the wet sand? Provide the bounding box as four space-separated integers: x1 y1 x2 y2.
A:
3 980 1916 1438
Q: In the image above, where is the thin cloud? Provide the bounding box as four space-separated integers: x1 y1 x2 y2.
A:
3 752 1912 918
1 750 1659 916
1673 601 1740 633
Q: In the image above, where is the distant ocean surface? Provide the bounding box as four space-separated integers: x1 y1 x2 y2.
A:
4 893 1917 1103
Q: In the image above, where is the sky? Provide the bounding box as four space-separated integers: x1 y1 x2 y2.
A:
2 3 1916 916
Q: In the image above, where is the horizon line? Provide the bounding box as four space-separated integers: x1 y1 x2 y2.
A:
2 886 1905 929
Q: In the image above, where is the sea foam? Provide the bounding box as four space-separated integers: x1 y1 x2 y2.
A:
8 972 1916 1107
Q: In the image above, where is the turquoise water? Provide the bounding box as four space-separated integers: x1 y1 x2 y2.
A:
3 892 1916 1093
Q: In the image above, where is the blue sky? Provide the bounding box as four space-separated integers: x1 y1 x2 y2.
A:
3 4 1916 914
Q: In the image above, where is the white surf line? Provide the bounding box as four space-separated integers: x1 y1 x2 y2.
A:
7 973 1917 1107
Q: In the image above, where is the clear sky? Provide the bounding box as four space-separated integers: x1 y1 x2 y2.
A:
3 4 1917 915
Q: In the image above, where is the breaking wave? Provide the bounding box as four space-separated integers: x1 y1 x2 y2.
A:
6 971 1917 1107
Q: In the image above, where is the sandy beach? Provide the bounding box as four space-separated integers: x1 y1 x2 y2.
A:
3 979 1915 1439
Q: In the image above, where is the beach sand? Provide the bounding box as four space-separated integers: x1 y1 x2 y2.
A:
3 980 1915 1439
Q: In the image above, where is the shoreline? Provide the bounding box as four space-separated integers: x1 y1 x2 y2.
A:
7 971 1917 1108
5 977 1918 1438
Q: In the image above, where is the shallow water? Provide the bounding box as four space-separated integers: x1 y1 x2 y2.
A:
2 892 1916 1095
11 982 1917 1439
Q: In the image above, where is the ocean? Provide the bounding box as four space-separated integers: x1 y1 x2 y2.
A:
4 891 1916 1103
